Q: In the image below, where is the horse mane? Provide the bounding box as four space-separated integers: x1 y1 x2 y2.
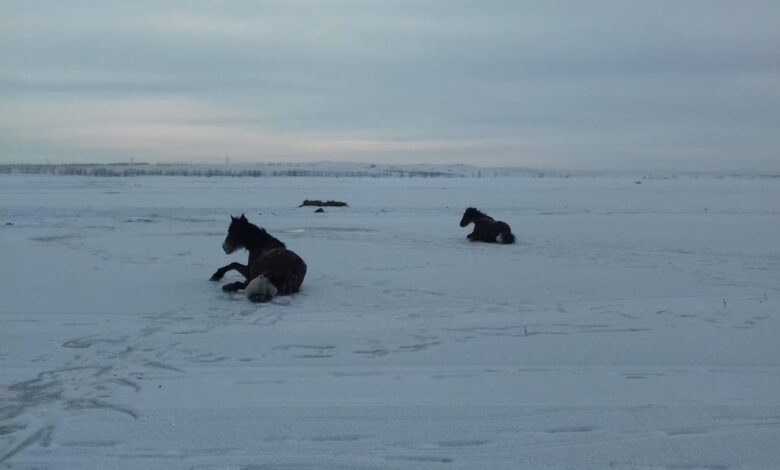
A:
466 207 492 220
233 216 286 251
248 222 286 250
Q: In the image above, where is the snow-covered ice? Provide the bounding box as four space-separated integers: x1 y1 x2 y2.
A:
1 174 779 469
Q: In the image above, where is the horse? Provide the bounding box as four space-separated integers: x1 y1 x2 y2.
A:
210 214 307 302
459 207 515 244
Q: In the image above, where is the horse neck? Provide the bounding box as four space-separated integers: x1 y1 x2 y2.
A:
244 226 285 255
472 210 493 222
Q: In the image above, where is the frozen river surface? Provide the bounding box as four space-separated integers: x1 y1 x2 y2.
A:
1 174 779 469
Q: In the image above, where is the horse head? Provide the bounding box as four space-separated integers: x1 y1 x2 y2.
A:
222 214 266 254
460 207 479 227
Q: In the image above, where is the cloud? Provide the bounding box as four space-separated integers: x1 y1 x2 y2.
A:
1 0 779 169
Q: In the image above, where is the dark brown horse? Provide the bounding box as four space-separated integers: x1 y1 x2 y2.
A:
210 214 307 302
459 207 515 244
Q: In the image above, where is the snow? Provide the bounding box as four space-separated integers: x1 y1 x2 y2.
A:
1 173 779 469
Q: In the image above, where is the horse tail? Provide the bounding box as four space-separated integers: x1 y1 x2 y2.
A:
495 222 515 244
496 232 514 244
245 275 278 303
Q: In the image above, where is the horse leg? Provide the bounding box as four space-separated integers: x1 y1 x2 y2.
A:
222 281 247 292
210 262 249 281
467 231 478 241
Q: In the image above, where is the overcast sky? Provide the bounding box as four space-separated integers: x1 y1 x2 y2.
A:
1 1 778 170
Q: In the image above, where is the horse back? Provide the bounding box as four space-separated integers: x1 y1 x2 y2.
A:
473 218 512 242
495 220 512 233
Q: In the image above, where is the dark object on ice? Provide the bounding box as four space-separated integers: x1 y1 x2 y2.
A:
4 222 12 226
314 208 325 213
210 214 307 302
459 207 515 244
299 199 348 207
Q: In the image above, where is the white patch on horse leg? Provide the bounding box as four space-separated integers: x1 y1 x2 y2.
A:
245 275 278 302
496 233 504 243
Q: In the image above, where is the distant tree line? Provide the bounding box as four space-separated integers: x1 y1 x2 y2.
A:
0 164 469 178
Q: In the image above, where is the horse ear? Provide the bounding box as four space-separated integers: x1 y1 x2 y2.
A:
240 213 247 221
231 215 236 221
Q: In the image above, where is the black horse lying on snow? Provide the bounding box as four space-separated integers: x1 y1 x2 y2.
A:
210 214 307 302
459 207 515 244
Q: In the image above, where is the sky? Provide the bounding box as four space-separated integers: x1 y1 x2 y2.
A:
1 1 779 170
